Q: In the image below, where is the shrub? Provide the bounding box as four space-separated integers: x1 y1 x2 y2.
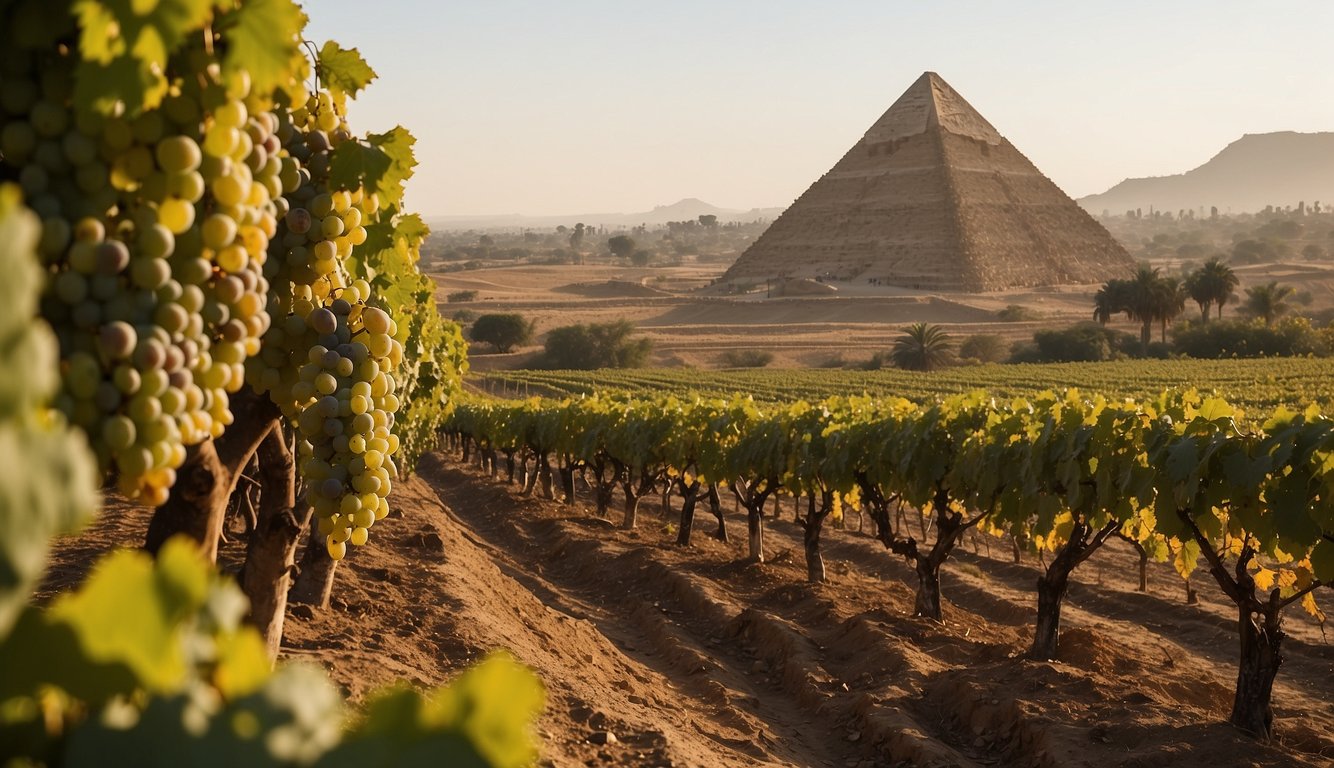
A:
1171 318 1327 359
1017 323 1135 363
447 290 478 302
469 313 534 353
537 320 652 369
860 352 888 370
959 334 1009 363
997 305 1039 322
720 350 773 368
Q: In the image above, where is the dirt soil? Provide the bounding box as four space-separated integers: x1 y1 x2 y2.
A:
43 454 1334 767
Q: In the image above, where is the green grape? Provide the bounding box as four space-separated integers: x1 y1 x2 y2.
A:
155 135 202 173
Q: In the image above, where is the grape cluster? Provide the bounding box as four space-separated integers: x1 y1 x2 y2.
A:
2 13 418 557
246 92 403 559
0 36 280 502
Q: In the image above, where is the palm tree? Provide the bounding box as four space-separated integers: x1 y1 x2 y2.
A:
1149 276 1186 343
1093 279 1132 325
889 323 955 371
1126 266 1164 349
1097 266 1185 350
1243 282 1295 326
1186 258 1239 321
1185 270 1212 321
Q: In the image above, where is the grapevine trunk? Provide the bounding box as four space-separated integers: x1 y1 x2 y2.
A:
144 395 278 561
675 481 700 547
560 460 576 506
239 429 307 660
914 561 942 620
622 483 640 530
748 511 764 562
1230 604 1283 741
290 525 338 608
1030 568 1071 660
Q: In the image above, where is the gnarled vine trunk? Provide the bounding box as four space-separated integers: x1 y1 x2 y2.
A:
733 479 775 563
674 478 701 547
706 484 726 541
559 457 576 506
239 429 309 661
1231 599 1283 741
1029 519 1119 660
801 490 831 583
290 523 337 609
144 392 279 562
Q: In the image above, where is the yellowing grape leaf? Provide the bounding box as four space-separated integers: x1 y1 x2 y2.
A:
49 538 209 692
318 41 377 99
220 0 306 101
324 652 544 768
1173 538 1200 580
1301 591 1326 624
72 0 211 113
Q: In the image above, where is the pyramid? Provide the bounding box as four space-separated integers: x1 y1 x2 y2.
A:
724 72 1134 292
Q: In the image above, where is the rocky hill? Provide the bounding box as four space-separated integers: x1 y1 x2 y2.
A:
1079 132 1334 216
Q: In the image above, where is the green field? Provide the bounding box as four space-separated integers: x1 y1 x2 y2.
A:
476 358 1334 412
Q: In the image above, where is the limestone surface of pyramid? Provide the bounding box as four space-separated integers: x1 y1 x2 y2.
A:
724 72 1134 292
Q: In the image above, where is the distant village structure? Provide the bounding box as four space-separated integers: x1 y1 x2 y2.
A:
724 72 1135 292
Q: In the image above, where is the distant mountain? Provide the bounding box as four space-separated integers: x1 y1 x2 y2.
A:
1079 132 1334 216
427 198 785 232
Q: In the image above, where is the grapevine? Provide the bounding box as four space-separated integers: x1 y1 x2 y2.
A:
0 0 466 565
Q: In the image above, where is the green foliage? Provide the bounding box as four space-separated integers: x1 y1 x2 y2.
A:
0 539 543 766
889 323 954 371
538 320 651 369
1095 265 1186 346
1183 257 1239 320
71 0 213 114
330 127 417 210
607 235 635 260
470 314 533 353
478 358 1334 412
1172 317 1326 359
0 187 99 637
1242 281 1296 326
719 350 773 368
1017 323 1131 363
996 304 1038 322
326 653 545 768
958 334 1009 364
317 41 378 100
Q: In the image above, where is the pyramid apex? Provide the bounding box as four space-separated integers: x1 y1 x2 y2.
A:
865 71 1002 145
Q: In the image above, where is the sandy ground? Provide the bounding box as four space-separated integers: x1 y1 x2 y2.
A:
437 262 1334 370
43 455 1334 767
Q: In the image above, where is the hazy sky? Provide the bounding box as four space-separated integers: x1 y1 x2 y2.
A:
303 1 1334 218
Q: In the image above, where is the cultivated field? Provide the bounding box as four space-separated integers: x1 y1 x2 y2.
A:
436 260 1334 371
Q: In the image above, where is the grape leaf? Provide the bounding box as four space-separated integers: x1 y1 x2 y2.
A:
365 126 417 207
1310 538 1334 583
394 212 430 248
330 140 393 197
1173 538 1201 580
219 0 306 101
72 0 211 113
318 41 377 99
